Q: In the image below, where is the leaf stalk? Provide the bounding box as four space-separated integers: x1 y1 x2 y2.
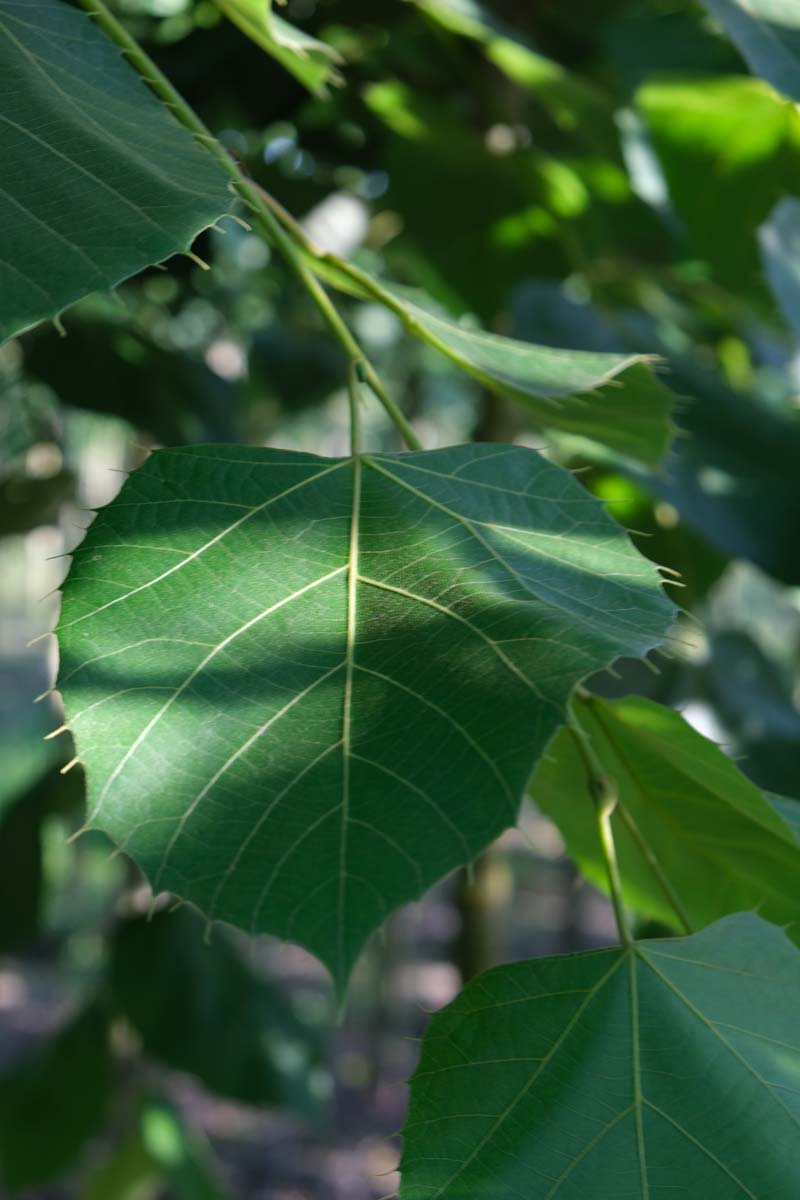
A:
568 714 633 946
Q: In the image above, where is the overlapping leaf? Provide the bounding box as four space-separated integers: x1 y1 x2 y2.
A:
531 693 800 936
0 0 231 342
509 278 800 582
56 443 673 990
385 289 675 466
401 914 800 1198
307 262 675 466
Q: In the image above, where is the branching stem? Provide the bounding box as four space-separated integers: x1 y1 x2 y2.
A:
254 187 547 413
76 0 421 452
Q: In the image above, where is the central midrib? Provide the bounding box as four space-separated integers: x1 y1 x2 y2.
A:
338 451 362 983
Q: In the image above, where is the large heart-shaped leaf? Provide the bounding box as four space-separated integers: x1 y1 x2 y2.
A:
701 0 800 102
56 443 673 990
400 913 800 1198
0 0 231 342
531 693 800 937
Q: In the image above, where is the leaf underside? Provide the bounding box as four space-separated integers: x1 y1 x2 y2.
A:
531 693 800 938
400 913 800 1198
393 291 676 466
306 261 676 467
0 0 231 342
57 443 673 989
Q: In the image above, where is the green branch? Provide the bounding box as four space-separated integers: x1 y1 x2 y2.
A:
255 186 513 397
76 0 421 452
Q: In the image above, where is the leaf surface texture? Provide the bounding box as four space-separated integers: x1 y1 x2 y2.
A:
532 693 800 937
401 914 800 1198
57 444 673 987
0 0 231 341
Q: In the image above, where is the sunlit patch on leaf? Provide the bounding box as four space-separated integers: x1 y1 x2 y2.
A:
56 443 674 991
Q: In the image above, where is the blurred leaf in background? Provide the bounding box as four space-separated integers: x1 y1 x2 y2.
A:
700 0 800 103
111 908 327 1119
638 74 800 295
0 1003 110 1191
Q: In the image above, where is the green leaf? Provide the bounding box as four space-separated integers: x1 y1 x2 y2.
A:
0 1003 110 1191
0 769 51 952
401 914 800 1197
56 443 674 990
213 0 342 95
82 1131 160 1200
702 564 800 793
380 287 675 467
111 907 325 1115
304 263 675 467
701 0 800 102
408 0 612 137
408 0 516 40
363 81 568 318
505 280 800 583
530 693 800 937
637 75 800 293
138 1096 231 1200
0 0 231 343
654 355 800 585
604 3 742 95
